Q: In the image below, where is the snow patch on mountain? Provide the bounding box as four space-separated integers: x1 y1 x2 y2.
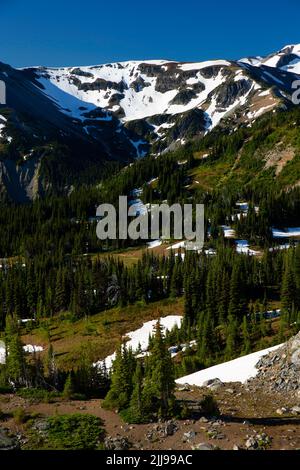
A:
0 343 44 364
30 60 234 126
176 344 282 386
95 315 183 369
240 43 300 75
18 44 300 157
179 60 231 71
37 76 104 121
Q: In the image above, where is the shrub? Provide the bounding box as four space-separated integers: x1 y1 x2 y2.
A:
82 322 98 336
70 393 86 401
46 414 105 450
13 407 27 424
63 373 74 400
180 403 192 419
119 407 146 424
0 385 13 394
17 388 61 403
200 393 220 416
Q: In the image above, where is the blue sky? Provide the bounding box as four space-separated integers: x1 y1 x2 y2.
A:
1 0 300 67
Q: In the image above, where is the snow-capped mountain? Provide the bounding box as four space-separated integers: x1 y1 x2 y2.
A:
0 43 300 200
240 44 300 74
25 44 300 154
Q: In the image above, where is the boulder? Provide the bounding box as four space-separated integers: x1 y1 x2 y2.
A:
291 405 300 415
202 378 223 390
182 430 196 442
192 442 215 450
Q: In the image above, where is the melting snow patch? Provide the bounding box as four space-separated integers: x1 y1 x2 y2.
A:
23 344 44 353
179 60 231 71
95 315 183 369
269 243 291 251
147 240 162 249
235 240 260 256
272 227 300 238
147 177 158 185
236 202 249 212
0 343 44 364
176 344 283 386
221 225 236 238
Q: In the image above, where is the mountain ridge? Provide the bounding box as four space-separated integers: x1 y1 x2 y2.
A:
1 43 300 201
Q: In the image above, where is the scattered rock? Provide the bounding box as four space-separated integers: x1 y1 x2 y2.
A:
276 407 289 415
146 421 178 441
199 416 209 423
32 419 49 435
104 436 130 450
177 384 191 392
245 436 258 449
0 428 20 451
245 433 271 450
250 331 300 396
183 430 196 442
291 406 300 415
164 421 178 436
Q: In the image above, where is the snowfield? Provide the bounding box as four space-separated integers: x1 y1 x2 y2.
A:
95 315 183 369
23 345 44 353
176 344 283 387
32 60 234 126
28 57 270 132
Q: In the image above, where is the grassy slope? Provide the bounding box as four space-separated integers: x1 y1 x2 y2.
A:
21 298 184 370
187 109 300 193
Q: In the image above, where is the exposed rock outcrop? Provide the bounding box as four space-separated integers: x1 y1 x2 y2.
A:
249 330 300 396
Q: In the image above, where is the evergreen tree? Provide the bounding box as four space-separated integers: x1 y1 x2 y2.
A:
142 321 175 418
63 372 74 399
281 258 296 315
5 315 27 387
224 314 239 360
124 361 145 423
103 344 135 410
241 315 251 355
